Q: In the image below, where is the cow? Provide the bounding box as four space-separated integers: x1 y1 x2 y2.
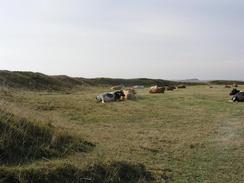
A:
132 85 144 89
177 85 186 89
229 88 240 96
166 86 176 91
96 90 125 103
229 88 244 102
225 85 231 88
111 85 124 90
123 88 136 100
149 85 165 93
233 83 238 88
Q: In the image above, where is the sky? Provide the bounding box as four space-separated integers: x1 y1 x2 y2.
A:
0 0 243 80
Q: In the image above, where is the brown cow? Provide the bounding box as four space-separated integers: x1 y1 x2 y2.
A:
166 86 176 91
149 85 165 93
233 83 238 87
177 85 186 89
225 85 231 88
206 83 213 88
111 85 124 90
123 88 136 100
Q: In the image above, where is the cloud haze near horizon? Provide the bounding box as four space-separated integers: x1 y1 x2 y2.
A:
0 0 243 80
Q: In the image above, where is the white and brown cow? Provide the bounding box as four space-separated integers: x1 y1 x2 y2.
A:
149 85 165 94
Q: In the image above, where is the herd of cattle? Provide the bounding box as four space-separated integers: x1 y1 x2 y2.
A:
96 84 186 103
96 83 244 103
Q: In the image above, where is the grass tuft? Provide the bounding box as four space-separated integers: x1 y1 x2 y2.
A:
0 161 155 183
0 110 94 165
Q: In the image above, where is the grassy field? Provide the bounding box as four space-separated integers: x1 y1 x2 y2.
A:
0 85 244 182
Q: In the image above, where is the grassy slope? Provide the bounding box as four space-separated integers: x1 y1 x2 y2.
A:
1 85 244 182
0 70 194 91
0 109 94 165
0 70 86 90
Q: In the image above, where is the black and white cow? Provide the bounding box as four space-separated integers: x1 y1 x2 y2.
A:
229 88 244 102
96 90 125 103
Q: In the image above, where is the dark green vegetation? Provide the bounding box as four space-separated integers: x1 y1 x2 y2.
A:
0 71 244 182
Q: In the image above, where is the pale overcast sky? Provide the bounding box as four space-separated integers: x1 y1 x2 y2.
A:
0 0 243 80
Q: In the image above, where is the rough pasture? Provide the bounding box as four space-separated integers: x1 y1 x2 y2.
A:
0 85 243 182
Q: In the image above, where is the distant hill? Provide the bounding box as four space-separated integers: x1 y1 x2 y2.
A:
2 70 244 91
0 70 230 90
0 70 183 90
209 80 244 85
86 77 180 87
0 70 86 90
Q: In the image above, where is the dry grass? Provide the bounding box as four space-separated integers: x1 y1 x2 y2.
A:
0 85 244 182
0 109 94 165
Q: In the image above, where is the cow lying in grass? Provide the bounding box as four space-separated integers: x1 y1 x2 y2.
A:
177 85 186 89
96 90 125 103
123 88 136 100
111 85 124 90
149 85 165 93
233 83 238 87
132 85 144 89
166 86 176 91
229 89 244 102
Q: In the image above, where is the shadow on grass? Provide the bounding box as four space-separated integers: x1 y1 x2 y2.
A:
0 161 155 183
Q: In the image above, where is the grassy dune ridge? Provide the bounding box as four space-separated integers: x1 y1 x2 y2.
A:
0 70 198 91
0 83 244 182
